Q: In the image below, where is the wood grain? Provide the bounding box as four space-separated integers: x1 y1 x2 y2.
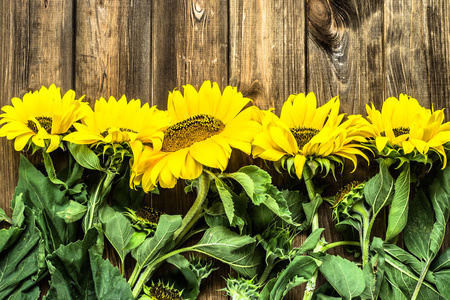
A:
0 1 450 298
229 0 306 114
151 1 229 299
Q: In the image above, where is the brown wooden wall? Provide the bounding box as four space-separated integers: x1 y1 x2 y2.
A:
1 1 450 299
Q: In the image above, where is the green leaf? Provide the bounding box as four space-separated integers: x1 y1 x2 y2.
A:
383 244 428 280
428 165 450 257
56 200 87 223
404 189 434 261
67 143 106 171
269 256 319 300
0 209 42 299
364 159 394 217
380 255 442 300
319 254 365 300
191 226 263 278
42 151 68 188
57 152 84 188
133 214 182 268
296 228 325 255
434 269 450 299
361 238 385 300
165 254 201 300
99 205 135 266
385 165 410 242
123 231 147 251
0 207 11 224
15 155 77 253
300 194 323 231
88 248 133 299
44 228 133 300
111 165 145 210
214 177 246 231
228 166 295 225
431 248 450 272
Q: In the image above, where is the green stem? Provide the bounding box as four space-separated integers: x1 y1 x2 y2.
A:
131 173 210 297
351 201 372 268
84 171 116 233
411 259 432 300
320 241 360 252
258 257 278 285
302 165 321 300
174 172 210 244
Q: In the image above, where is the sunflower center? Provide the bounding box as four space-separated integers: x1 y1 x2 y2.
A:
136 206 162 224
100 127 138 138
161 114 225 152
335 181 361 205
290 127 320 149
148 282 182 300
27 116 53 134
392 127 410 137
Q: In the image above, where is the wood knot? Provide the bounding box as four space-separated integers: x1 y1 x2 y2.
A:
308 0 332 30
191 1 206 22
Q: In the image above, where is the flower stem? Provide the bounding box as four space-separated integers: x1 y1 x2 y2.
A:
130 172 210 298
302 165 321 300
411 259 432 300
174 172 210 244
320 241 360 252
84 171 116 233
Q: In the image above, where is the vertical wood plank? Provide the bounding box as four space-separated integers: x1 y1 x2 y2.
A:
229 1 306 299
0 0 29 219
307 0 384 112
0 0 75 219
229 0 306 114
75 0 152 104
28 0 74 91
306 0 385 291
151 1 229 299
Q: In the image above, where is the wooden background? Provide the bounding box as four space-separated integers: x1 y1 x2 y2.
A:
1 0 450 299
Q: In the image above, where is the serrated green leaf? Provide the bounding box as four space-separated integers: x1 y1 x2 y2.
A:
191 226 263 278
385 165 410 242
404 189 434 261
361 238 385 300
42 151 68 188
0 207 11 224
431 248 450 272
15 155 77 253
296 228 325 255
364 160 394 216
56 200 87 223
133 214 182 268
319 254 365 300
434 269 450 299
67 143 106 171
99 205 135 266
0 210 41 299
380 255 443 300
123 231 147 251
300 194 322 231
268 256 318 300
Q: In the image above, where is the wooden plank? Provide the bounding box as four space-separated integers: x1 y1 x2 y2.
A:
0 0 29 220
151 1 229 299
75 0 151 103
229 1 306 298
0 0 75 220
306 0 385 291
229 0 306 114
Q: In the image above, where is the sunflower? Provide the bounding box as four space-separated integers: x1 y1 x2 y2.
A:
0 85 88 152
252 92 368 179
361 94 450 167
130 81 261 190
63 96 171 149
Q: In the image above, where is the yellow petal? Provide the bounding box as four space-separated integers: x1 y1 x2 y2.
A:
294 155 306 180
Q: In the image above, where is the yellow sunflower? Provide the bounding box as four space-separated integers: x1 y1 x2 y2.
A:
361 94 450 167
0 84 87 152
130 81 262 191
64 96 171 149
252 92 368 179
